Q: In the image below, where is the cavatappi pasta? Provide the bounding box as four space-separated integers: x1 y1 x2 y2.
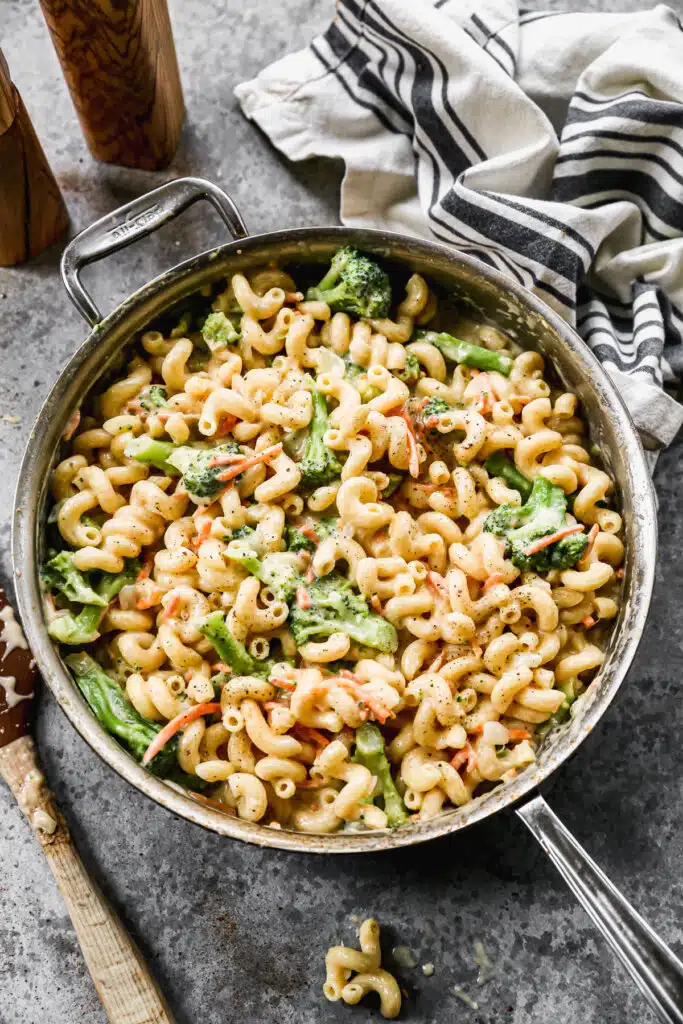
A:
324 918 401 1019
43 248 623 834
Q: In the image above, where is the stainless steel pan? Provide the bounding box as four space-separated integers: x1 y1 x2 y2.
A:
12 177 683 1022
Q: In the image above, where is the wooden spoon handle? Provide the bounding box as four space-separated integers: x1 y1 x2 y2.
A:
0 735 175 1024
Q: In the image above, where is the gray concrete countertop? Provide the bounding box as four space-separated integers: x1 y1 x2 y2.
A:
1 1 682 1022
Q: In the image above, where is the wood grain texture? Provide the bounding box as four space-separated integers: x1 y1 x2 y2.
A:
0 736 175 1024
39 0 185 170
0 51 69 267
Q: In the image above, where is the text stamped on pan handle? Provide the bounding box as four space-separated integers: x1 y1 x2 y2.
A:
518 795 683 1024
60 176 248 328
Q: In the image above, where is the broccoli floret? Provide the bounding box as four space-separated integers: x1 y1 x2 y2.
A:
202 311 240 351
381 474 404 499
226 525 256 544
306 246 391 319
167 442 242 504
138 385 168 411
485 452 533 501
421 397 452 420
289 572 398 653
484 476 588 572
353 723 407 828
41 551 107 607
65 652 206 791
48 560 140 645
298 387 342 489
395 353 421 384
343 358 381 403
170 311 193 338
199 611 271 678
285 516 339 553
226 542 300 603
415 330 513 376
124 436 180 475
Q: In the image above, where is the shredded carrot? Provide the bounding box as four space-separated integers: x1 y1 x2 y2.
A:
582 615 597 629
215 414 239 437
469 723 484 734
483 572 506 593
264 700 289 710
465 741 478 773
296 587 311 610
271 677 297 692
161 594 181 620
208 451 247 468
427 570 449 602
299 523 320 543
191 520 212 550
370 594 383 614
393 408 421 478
62 408 81 441
521 523 585 556
304 565 316 584
450 748 469 771
616 567 624 579
296 778 326 790
578 523 600 567
137 551 155 581
136 585 164 611
293 725 331 749
189 792 236 814
338 669 364 684
142 702 221 764
285 291 304 303
333 678 395 725
507 728 530 742
215 442 283 482
213 662 233 674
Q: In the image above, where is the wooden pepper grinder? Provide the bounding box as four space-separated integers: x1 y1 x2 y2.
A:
0 50 69 267
39 0 185 171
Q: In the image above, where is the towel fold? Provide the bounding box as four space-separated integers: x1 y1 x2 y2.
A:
236 0 683 450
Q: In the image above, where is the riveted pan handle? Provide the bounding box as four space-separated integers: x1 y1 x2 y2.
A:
517 796 683 1023
61 176 248 328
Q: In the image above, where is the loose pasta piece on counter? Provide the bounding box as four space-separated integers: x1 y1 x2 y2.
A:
324 918 401 1019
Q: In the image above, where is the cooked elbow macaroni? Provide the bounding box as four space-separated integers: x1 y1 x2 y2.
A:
45 255 623 837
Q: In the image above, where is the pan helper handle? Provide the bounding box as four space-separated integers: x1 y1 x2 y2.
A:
61 176 249 328
517 795 683 1024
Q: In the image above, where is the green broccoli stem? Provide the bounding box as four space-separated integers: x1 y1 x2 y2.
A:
65 652 175 775
353 723 407 828
199 611 268 677
416 330 513 376
124 436 180 475
485 452 533 501
48 559 140 645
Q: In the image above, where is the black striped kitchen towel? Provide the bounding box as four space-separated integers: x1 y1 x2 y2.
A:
235 0 683 454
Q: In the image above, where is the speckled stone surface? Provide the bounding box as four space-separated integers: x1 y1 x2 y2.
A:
1 1 682 1022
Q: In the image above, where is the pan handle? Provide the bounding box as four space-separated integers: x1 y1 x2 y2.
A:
517 795 683 1023
60 176 248 328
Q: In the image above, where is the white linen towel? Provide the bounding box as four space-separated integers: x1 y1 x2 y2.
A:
236 0 683 453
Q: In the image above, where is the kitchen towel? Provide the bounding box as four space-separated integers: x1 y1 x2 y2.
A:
235 0 683 455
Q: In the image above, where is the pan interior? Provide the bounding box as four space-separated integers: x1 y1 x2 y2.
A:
13 228 656 853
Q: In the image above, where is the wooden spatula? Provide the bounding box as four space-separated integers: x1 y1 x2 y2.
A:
0 587 175 1024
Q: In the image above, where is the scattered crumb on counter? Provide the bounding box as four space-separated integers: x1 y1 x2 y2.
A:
452 986 479 1010
473 940 494 985
422 962 434 976
2 414 19 424
392 946 417 969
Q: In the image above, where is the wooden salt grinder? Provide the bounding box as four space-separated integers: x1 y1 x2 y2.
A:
0 50 69 267
39 0 185 171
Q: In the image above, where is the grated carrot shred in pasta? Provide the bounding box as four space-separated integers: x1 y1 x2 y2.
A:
215 441 283 481
136 585 164 611
296 587 311 610
521 523 585 556
427 570 450 603
390 407 421 478
160 594 181 620
191 520 212 550
507 729 531 742
483 572 506 593
137 552 155 581
141 702 221 764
